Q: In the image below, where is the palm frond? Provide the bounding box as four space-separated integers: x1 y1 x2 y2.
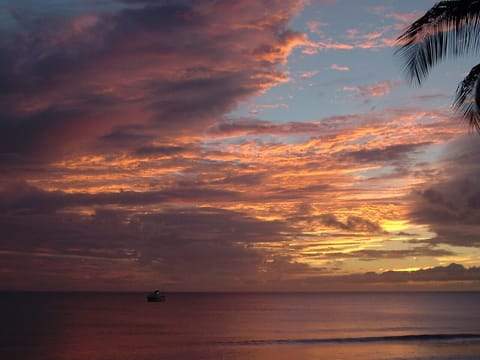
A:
454 63 480 132
395 0 480 84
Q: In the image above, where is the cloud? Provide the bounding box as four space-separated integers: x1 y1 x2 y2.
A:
1 0 476 291
342 80 401 101
345 29 382 41
0 183 295 290
206 118 329 138
316 213 383 233
352 263 480 283
315 246 455 261
306 20 328 35
345 142 431 164
408 136 480 247
261 263 480 291
330 64 350 71
0 0 310 164
315 41 354 51
309 5 416 52
300 70 320 79
134 145 188 157
384 11 424 25
0 181 246 214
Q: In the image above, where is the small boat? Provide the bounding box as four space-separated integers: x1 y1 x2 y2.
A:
147 289 166 302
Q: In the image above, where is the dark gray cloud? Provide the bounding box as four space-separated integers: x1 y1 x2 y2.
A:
134 145 188 157
286 212 384 235
207 118 329 137
0 0 306 164
309 246 455 261
345 142 431 164
349 263 480 283
0 182 243 214
266 263 480 291
318 213 383 233
0 196 293 290
408 136 480 247
212 173 267 187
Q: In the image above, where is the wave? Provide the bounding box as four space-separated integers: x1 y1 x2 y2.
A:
225 333 480 346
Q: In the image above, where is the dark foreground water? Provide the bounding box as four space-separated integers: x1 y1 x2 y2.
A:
1 292 480 360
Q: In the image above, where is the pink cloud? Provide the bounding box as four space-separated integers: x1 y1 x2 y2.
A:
342 80 401 99
300 70 320 79
330 64 350 71
385 11 424 24
316 41 354 50
343 26 396 49
307 20 328 35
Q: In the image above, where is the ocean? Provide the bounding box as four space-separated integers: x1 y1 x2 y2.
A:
1 292 480 360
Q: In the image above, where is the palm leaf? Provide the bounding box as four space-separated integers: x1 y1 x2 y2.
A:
395 0 480 84
454 63 480 131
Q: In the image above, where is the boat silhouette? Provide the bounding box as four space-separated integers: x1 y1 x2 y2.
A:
147 289 166 302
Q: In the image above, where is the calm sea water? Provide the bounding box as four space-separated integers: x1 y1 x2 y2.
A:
1 292 480 360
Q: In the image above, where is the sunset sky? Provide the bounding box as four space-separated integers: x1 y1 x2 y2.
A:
1 0 480 292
